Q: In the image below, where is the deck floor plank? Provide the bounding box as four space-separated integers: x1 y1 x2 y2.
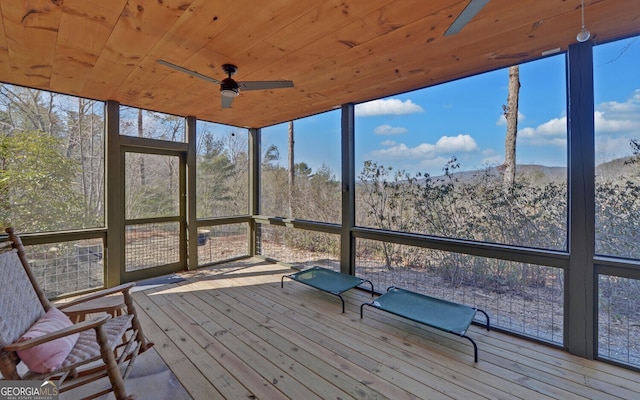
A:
195 272 449 400
176 285 338 400
339 287 630 400
220 263 489 399
130 259 640 400
135 287 254 400
157 292 291 400
272 274 567 400
133 292 224 400
335 278 640 399
247 275 513 399
175 282 328 400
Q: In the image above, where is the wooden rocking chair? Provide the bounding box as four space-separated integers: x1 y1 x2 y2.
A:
0 227 153 400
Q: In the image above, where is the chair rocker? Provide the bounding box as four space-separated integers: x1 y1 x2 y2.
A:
0 227 153 400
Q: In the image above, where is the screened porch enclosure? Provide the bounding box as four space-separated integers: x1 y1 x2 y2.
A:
3 40 640 372
1 0 640 378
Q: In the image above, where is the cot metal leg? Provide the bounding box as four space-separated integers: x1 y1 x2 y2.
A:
337 294 345 313
476 308 491 331
360 302 373 319
362 279 375 297
461 334 478 363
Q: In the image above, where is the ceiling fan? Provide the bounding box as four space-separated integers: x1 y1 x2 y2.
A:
157 60 294 108
444 0 489 36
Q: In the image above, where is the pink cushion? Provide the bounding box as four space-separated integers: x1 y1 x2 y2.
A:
17 308 79 373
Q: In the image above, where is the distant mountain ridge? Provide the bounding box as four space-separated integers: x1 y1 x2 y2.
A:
428 164 566 185
430 156 638 185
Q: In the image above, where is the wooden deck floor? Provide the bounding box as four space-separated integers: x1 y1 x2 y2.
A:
131 258 640 400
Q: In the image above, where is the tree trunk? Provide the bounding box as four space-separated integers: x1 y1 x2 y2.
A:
77 98 88 216
65 98 80 158
503 65 520 186
137 109 146 186
288 120 294 216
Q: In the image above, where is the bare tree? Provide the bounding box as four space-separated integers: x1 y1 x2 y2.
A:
503 65 520 186
288 120 294 216
0 85 59 135
65 98 105 223
137 109 146 186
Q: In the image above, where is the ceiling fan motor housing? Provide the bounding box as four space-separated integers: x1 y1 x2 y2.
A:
220 78 239 96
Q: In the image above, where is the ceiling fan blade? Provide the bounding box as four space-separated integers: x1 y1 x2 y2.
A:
157 60 221 85
443 0 489 36
221 95 234 109
238 80 294 91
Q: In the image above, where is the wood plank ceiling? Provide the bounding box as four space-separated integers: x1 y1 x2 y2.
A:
0 0 638 129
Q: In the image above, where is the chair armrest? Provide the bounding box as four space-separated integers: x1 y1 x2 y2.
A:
58 283 135 310
4 315 110 352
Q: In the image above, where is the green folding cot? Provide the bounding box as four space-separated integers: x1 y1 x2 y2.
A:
281 266 374 313
360 286 490 362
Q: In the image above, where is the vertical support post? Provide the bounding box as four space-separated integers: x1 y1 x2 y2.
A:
249 128 261 257
186 116 197 270
341 103 356 275
566 41 595 358
105 100 122 287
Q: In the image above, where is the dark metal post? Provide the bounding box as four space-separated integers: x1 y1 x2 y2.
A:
341 103 356 275
105 100 122 287
186 116 197 270
249 128 261 257
566 40 595 358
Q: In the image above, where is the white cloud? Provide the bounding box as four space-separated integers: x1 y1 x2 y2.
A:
537 117 567 136
435 134 478 152
594 110 640 133
355 98 424 116
518 90 640 147
592 91 640 141
599 100 638 114
518 116 567 146
374 124 408 135
481 148 502 165
596 135 638 162
372 142 435 159
370 134 478 160
598 90 640 117
511 89 640 149
594 89 640 134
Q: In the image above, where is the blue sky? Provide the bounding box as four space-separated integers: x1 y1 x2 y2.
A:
262 36 640 177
